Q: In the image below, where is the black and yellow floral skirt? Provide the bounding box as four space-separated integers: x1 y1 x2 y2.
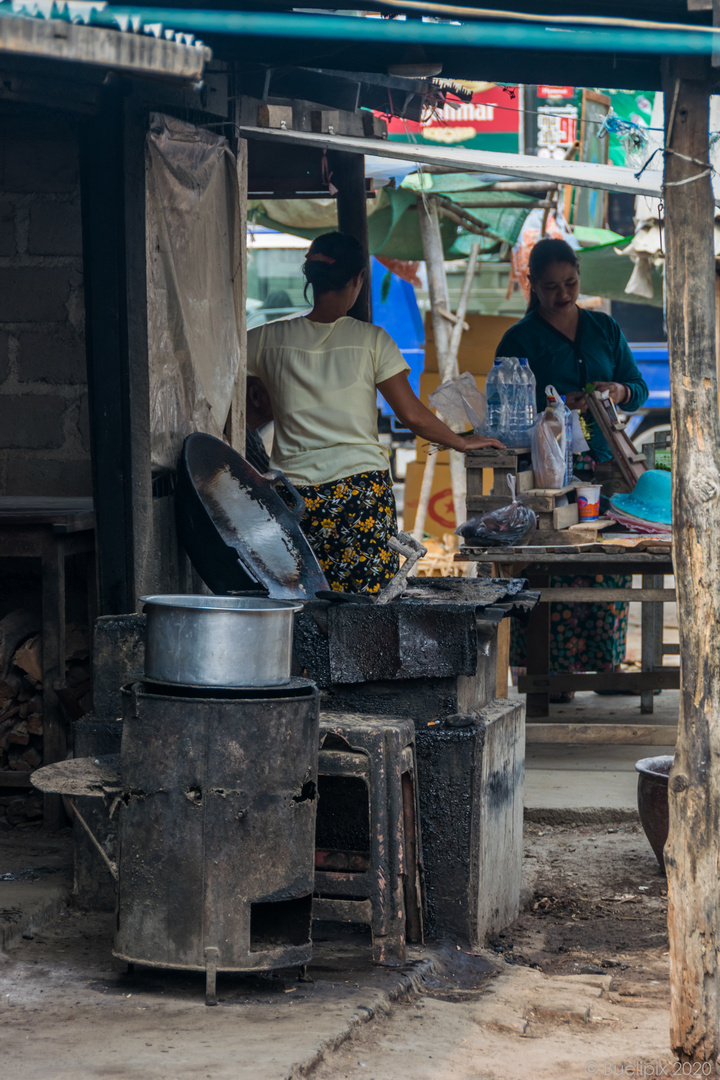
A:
297 470 399 595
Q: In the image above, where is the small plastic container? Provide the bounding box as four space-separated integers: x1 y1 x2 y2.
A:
577 484 602 520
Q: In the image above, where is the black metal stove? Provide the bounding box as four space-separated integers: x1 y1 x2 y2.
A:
113 677 319 1002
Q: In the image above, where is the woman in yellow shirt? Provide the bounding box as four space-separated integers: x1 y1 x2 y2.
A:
247 231 502 594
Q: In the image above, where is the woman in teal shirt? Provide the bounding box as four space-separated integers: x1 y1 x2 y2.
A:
497 238 649 700
496 238 648 462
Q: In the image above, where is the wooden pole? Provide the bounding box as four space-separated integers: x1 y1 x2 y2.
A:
413 194 478 538
80 89 154 613
226 138 248 453
662 59 720 1066
330 150 371 322
447 243 480 528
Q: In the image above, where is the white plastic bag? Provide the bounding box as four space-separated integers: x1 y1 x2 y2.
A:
531 385 566 489
570 409 590 453
456 475 537 547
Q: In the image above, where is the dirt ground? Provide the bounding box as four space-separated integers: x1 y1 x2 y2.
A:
310 823 677 1080
0 823 683 1080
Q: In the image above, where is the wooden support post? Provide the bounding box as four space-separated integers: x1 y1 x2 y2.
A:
414 196 478 538
662 60 720 1067
80 90 153 613
226 137 248 453
330 150 370 322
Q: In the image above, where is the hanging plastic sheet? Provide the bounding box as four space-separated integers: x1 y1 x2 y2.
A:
146 113 243 471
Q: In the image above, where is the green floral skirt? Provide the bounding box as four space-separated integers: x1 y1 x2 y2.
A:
297 470 399 595
510 573 630 673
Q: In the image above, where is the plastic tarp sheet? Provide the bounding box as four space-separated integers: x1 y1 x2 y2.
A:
146 113 243 471
249 182 532 261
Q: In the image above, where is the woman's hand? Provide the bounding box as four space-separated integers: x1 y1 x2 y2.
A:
595 381 628 405
564 390 588 411
462 433 506 451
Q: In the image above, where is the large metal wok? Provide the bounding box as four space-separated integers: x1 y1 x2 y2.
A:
176 433 330 601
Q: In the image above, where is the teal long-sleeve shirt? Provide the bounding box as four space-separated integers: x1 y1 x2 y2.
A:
495 308 649 462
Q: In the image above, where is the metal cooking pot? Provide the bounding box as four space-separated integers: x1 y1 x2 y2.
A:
140 594 302 688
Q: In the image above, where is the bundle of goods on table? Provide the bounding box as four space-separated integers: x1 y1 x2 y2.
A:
448 362 672 550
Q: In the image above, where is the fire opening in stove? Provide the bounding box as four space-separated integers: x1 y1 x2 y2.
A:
249 895 313 951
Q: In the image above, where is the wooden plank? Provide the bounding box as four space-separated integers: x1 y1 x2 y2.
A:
567 517 615 533
0 770 34 789
516 469 536 493
538 587 674 603
465 449 531 466
468 494 562 513
456 550 674 567
519 670 680 693
495 617 510 698
551 502 579 530
465 468 485 500
526 723 677 745
523 482 577 497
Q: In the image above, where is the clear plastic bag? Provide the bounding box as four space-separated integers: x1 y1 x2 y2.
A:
531 385 567 489
455 475 537 547
428 371 486 431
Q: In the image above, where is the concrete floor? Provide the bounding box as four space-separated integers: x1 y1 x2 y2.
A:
522 688 677 823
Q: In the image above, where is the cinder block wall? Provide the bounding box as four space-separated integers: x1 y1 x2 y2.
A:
0 112 90 496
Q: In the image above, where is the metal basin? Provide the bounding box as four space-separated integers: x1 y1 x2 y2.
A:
635 754 673 869
140 594 302 687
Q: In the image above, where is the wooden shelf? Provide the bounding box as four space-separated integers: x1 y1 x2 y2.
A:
0 770 34 788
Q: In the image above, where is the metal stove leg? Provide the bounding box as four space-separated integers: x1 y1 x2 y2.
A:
204 946 219 1006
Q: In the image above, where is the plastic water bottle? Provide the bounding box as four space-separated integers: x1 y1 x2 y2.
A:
516 358 536 443
485 358 506 438
518 358 536 437
560 396 574 485
502 358 525 445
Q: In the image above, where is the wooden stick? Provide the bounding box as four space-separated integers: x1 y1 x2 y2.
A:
67 797 118 882
412 209 479 539
447 243 481 528
662 59 720 1066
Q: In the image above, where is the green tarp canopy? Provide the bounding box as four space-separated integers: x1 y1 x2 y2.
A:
578 240 663 308
249 179 536 261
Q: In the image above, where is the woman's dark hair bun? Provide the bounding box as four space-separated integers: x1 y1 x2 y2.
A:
527 237 580 312
303 231 366 301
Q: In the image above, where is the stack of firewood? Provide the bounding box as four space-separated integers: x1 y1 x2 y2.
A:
0 610 91 828
0 611 45 775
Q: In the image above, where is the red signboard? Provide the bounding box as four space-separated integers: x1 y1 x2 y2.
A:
385 87 519 150
537 85 574 99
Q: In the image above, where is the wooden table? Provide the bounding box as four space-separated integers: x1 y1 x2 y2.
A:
0 498 95 828
458 549 677 719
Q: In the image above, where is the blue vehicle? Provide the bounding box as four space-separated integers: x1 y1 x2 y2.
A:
625 343 670 439
371 258 424 438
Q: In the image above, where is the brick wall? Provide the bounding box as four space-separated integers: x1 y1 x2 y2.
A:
0 111 91 496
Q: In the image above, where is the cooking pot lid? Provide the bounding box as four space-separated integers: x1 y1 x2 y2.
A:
176 433 329 601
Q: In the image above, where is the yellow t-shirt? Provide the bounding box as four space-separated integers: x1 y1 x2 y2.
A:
246 316 410 487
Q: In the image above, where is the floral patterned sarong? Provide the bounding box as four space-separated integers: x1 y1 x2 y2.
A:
297 470 399 594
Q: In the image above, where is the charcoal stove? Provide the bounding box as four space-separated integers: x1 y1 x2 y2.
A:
33 673 320 1004
173 434 539 946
